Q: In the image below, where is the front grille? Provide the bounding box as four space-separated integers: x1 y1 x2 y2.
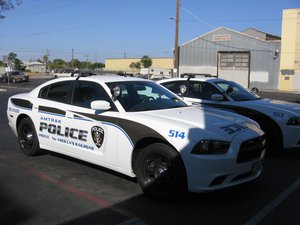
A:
237 135 266 163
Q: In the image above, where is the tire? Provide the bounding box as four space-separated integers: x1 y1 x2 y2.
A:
17 118 41 156
260 121 283 155
3 78 7 83
134 143 187 201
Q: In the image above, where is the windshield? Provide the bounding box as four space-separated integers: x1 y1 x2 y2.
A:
106 81 187 112
214 80 260 101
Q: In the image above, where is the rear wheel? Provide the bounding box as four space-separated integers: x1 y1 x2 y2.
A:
17 118 41 156
134 143 187 201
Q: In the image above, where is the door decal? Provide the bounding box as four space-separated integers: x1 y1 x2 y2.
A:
91 126 104 148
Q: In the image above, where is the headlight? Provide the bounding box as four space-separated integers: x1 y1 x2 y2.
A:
191 140 230 154
287 117 300 126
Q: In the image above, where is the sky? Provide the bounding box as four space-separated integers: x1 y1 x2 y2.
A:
0 0 299 63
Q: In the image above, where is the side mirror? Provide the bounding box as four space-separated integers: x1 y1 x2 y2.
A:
91 100 111 111
251 87 259 93
226 87 234 95
111 85 121 101
211 94 224 101
179 84 187 94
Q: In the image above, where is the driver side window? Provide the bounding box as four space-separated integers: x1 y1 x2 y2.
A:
189 81 220 100
72 81 111 108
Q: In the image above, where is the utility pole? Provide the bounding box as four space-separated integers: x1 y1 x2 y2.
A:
71 48 74 61
174 0 180 77
71 48 74 68
46 48 50 73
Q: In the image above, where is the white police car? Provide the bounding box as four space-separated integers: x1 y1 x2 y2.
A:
158 76 300 154
7 75 265 200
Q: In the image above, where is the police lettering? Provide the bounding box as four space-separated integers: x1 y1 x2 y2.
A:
39 122 88 142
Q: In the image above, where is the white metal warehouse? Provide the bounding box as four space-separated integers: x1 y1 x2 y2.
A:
178 27 281 89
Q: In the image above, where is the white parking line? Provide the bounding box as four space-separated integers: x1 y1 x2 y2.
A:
0 89 6 92
244 178 300 225
118 218 147 225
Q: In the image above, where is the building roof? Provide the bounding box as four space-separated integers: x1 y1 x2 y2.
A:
242 28 281 41
180 27 281 47
22 61 46 66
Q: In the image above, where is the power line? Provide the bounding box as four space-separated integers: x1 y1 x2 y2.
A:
0 24 94 37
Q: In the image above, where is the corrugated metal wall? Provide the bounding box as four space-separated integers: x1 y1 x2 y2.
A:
179 27 281 90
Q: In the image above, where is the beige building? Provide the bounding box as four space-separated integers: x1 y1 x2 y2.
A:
279 8 300 91
105 57 173 73
23 60 46 73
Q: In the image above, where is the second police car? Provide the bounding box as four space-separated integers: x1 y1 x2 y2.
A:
158 76 300 154
7 75 266 200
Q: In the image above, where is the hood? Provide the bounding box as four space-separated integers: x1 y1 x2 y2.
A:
246 99 300 114
135 106 261 141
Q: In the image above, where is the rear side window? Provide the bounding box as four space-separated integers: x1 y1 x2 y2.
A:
38 81 73 103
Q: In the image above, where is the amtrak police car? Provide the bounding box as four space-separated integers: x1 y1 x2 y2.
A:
7 75 266 200
158 77 300 154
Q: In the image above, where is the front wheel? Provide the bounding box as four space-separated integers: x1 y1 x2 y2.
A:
17 118 41 156
134 143 187 201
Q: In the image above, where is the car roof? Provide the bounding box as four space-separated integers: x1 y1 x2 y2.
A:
158 76 224 83
29 74 153 96
85 74 148 83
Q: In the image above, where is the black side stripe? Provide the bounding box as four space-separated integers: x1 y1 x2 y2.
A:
202 103 270 121
11 98 33 109
77 112 167 145
38 106 66 116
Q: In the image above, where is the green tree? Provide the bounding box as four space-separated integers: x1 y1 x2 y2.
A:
129 61 141 73
14 58 23 70
90 62 105 70
129 62 135 71
80 61 92 69
70 59 81 69
43 54 49 71
0 0 22 19
0 60 5 67
8 52 22 70
140 55 152 68
50 59 65 70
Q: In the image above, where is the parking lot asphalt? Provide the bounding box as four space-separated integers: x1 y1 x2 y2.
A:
0 79 299 225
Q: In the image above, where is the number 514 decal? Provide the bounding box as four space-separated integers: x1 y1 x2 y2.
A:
168 130 186 139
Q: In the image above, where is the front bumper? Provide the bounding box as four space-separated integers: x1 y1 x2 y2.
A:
183 130 265 193
283 126 300 150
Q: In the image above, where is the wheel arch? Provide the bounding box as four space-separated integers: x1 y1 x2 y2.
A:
16 114 31 131
254 114 283 148
131 137 186 175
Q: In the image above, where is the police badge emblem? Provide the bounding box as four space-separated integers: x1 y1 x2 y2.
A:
91 126 104 148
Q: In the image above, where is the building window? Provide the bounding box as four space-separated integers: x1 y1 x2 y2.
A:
220 52 249 70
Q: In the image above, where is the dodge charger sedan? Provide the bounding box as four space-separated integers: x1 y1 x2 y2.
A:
7 75 266 200
158 76 300 154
